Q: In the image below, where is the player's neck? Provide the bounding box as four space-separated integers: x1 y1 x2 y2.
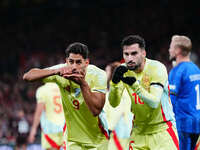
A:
176 55 190 65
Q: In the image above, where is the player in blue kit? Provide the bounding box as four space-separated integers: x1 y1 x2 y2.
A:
168 35 200 150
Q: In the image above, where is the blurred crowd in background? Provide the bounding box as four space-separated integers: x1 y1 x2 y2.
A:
0 0 200 148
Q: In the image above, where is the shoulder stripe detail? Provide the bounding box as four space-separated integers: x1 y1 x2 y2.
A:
150 82 164 88
93 89 106 93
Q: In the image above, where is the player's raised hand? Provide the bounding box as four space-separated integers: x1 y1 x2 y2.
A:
112 66 128 84
57 66 73 76
28 128 36 143
121 76 136 86
63 69 85 85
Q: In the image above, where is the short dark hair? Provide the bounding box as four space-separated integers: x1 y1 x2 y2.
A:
121 35 145 49
65 42 89 59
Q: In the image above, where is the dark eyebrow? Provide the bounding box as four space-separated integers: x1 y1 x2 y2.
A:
131 51 137 55
76 60 82 63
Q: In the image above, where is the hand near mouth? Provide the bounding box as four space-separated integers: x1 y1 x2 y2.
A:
63 70 86 85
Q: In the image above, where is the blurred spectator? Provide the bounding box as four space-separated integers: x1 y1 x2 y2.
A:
15 109 30 150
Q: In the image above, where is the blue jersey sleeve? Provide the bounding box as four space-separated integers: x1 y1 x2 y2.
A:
169 68 182 108
169 62 200 133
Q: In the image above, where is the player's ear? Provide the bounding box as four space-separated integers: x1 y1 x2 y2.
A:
85 58 89 66
175 47 181 55
65 58 69 64
142 49 146 58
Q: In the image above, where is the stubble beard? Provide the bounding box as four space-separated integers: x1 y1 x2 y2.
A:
127 64 140 71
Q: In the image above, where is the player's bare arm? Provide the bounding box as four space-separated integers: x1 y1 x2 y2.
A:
23 66 73 82
28 103 45 143
63 70 105 116
80 80 105 116
23 68 59 81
